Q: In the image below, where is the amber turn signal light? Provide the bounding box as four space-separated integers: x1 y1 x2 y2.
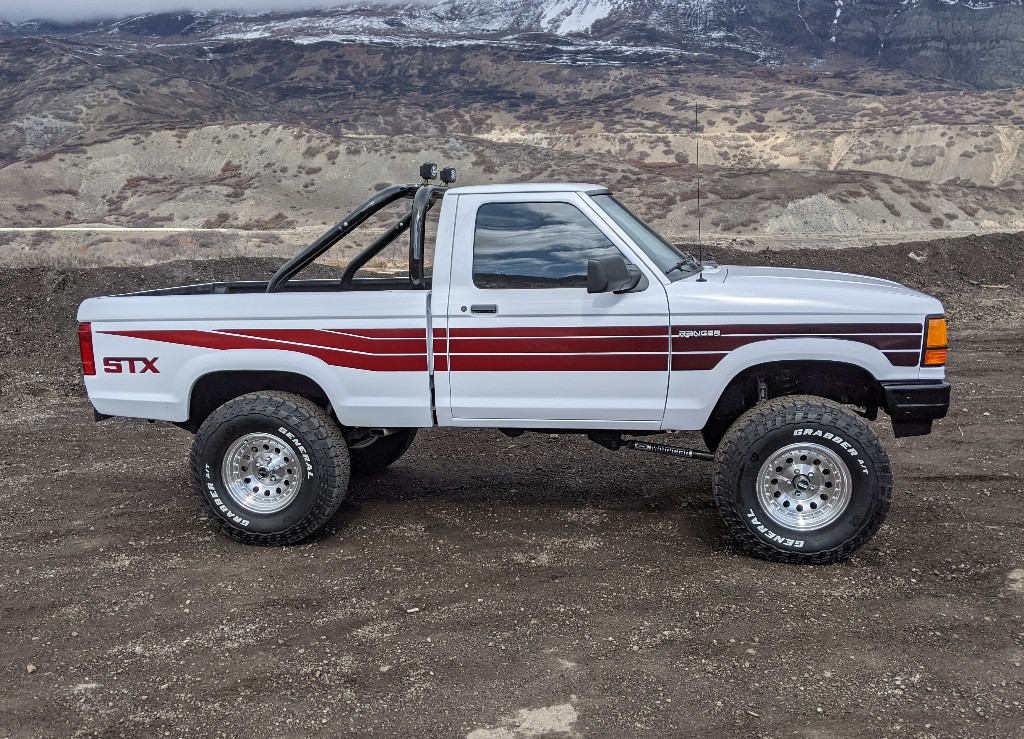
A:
922 316 948 366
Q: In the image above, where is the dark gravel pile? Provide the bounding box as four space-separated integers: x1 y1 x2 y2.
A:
1 233 1023 737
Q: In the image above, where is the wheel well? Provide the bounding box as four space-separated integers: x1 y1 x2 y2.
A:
704 361 884 437
183 371 330 432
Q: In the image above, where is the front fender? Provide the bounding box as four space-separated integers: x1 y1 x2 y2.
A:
663 337 919 430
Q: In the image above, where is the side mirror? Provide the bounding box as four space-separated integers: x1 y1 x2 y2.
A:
587 254 642 294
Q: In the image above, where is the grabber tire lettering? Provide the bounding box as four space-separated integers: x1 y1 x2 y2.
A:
189 391 350 546
712 395 892 565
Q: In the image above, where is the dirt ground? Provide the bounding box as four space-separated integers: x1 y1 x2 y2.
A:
1 233 1023 738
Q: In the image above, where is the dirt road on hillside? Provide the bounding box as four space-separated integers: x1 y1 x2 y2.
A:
1 234 1023 738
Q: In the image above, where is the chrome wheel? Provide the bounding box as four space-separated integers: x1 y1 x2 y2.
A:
221 432 303 514
756 442 852 531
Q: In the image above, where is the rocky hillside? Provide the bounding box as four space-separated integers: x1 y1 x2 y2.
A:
0 4 1021 266
3 1 1024 88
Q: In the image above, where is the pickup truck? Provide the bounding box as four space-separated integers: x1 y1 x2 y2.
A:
77 165 950 564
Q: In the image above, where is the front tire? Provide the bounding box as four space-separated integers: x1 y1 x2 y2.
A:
190 391 350 546
713 396 892 564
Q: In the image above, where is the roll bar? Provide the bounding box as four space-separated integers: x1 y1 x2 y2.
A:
266 183 432 293
409 186 445 287
338 208 414 286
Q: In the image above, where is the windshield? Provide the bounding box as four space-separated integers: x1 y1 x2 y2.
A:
590 193 700 280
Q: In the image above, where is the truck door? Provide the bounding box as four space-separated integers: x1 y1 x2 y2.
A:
439 192 670 425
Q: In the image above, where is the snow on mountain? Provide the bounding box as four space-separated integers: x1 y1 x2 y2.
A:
203 0 771 64
1 0 1022 87
539 0 614 34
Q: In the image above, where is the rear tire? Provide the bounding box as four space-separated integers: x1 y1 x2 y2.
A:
347 429 417 474
190 391 350 546
713 396 892 564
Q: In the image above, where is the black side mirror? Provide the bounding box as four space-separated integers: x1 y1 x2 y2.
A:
587 254 642 294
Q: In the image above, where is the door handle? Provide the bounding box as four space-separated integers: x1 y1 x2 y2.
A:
470 304 498 314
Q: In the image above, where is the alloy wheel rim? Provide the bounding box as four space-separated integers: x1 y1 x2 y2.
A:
756 442 852 531
221 432 303 514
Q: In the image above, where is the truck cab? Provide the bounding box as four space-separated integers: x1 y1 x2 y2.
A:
77 169 950 563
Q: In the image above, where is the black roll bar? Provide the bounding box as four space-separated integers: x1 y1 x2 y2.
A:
266 183 418 293
338 208 414 286
409 185 445 287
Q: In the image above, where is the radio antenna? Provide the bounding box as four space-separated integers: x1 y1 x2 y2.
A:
695 102 706 282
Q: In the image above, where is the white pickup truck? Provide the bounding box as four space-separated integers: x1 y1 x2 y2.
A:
77 166 950 563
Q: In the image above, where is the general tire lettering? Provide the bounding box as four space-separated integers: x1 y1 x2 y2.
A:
189 391 350 546
712 395 893 564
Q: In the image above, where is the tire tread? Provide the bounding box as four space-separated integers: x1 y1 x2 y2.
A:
189 391 349 546
713 395 892 564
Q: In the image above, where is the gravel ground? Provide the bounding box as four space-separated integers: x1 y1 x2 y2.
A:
1 233 1023 738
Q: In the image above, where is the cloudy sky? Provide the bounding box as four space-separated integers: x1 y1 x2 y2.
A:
1 2 376 23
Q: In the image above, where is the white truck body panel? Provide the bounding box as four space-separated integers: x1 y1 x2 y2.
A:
77 182 947 433
82 291 435 427
436 191 670 426
661 268 942 428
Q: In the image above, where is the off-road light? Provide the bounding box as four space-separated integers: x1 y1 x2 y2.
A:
419 162 438 181
78 322 96 376
440 167 457 184
922 316 948 366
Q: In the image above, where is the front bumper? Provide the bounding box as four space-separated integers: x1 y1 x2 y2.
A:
881 380 951 437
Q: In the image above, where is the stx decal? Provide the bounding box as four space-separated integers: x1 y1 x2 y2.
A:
103 357 159 374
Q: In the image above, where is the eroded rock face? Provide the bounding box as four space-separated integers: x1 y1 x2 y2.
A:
612 0 1024 89
737 0 1024 89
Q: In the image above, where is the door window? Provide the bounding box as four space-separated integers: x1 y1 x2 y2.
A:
472 202 623 289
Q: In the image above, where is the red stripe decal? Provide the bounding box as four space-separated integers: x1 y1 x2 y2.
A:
672 334 922 353
102 330 427 372
672 353 729 371
228 329 426 354
884 351 921 367
449 325 667 338
448 354 668 372
102 321 922 373
322 328 427 339
670 323 923 368
673 323 923 336
450 336 668 354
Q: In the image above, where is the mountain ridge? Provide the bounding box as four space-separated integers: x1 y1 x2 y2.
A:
2 1 1023 88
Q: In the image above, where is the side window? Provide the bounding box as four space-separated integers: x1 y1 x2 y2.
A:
473 201 623 289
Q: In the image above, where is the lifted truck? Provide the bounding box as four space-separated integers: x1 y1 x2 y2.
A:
77 164 950 563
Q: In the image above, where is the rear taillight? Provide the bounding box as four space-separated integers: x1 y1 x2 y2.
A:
922 316 948 367
78 323 96 376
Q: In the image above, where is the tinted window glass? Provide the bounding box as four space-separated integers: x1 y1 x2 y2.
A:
473 202 622 289
590 193 699 279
